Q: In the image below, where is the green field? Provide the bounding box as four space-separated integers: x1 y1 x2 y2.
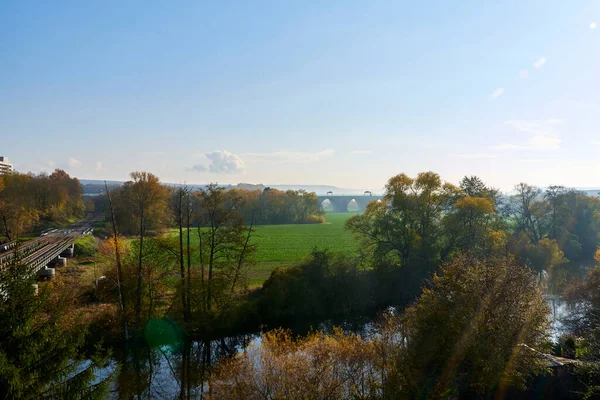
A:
251 212 358 262
246 212 359 285
167 212 359 287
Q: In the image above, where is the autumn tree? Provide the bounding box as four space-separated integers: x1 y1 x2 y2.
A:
0 174 39 241
460 175 501 205
126 172 168 332
0 170 85 241
397 254 550 399
209 329 387 400
234 187 324 225
104 181 129 338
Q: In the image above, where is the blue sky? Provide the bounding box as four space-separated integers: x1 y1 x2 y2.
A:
1 1 598 191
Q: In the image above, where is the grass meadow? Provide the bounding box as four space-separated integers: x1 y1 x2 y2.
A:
247 212 359 285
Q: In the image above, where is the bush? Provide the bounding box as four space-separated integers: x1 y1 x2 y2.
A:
258 250 373 324
75 235 98 258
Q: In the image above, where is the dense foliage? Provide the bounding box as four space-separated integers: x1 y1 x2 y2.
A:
0 170 85 241
235 187 325 224
211 255 550 399
397 254 550 398
506 184 600 271
258 250 372 324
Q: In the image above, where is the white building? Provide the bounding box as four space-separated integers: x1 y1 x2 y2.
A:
0 156 13 174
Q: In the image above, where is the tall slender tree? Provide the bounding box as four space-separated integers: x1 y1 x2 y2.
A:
105 181 129 339
129 172 167 332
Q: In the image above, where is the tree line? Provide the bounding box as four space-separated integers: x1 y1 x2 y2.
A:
348 174 599 289
93 181 324 237
0 169 86 242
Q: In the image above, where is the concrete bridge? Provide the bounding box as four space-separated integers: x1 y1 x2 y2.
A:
317 194 383 213
0 236 78 279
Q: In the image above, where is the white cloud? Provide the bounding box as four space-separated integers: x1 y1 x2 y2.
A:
68 158 81 168
191 150 245 174
488 143 529 150
48 160 55 168
491 88 504 98
351 150 372 155
95 161 103 171
243 149 336 163
529 135 561 150
592 140 600 146
191 164 207 172
503 119 565 150
518 159 545 164
533 57 547 69
590 22 597 29
519 70 529 79
505 119 565 136
451 153 497 159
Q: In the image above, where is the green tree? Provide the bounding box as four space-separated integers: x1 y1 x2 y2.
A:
443 195 505 258
508 183 547 245
347 172 457 268
0 253 110 399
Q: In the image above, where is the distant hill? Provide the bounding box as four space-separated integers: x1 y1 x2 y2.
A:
80 179 599 198
78 179 381 196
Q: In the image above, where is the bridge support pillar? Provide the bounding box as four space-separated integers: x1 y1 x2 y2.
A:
317 195 383 213
61 245 74 258
53 256 67 267
354 197 375 212
37 266 55 279
331 198 349 213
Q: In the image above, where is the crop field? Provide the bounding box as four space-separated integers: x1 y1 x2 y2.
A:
251 212 358 262
246 212 359 285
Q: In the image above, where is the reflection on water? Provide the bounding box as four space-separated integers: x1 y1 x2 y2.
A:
102 335 255 399
99 314 380 399
545 294 571 341
541 263 592 341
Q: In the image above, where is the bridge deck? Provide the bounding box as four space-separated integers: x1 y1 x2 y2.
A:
0 216 96 277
